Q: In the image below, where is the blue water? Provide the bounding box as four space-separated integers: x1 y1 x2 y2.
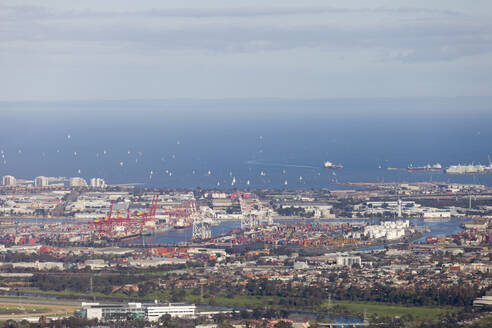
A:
128 218 464 245
1 98 491 189
132 220 242 245
412 219 466 243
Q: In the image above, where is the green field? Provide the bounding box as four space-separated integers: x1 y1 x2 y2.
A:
0 299 76 320
19 288 131 300
473 313 492 327
326 300 460 321
184 292 460 323
0 306 48 315
15 288 463 324
185 294 271 307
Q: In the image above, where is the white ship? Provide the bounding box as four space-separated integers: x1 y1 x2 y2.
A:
446 162 492 174
323 161 343 169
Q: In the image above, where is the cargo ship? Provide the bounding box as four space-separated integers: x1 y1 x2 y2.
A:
323 161 343 169
118 233 141 242
446 163 492 174
141 226 173 236
174 218 191 229
118 226 174 240
407 163 442 172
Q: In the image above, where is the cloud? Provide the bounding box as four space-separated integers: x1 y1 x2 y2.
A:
0 4 491 62
0 5 462 20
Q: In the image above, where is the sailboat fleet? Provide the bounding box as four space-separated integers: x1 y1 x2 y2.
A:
5 131 492 190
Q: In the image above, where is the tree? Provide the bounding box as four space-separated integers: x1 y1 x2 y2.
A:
159 313 172 326
274 321 293 328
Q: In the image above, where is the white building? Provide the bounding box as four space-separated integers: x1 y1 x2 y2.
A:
0 261 64 270
364 220 410 240
336 256 361 267
81 302 196 321
34 176 49 187
70 177 88 187
90 177 106 188
293 261 309 270
2 175 16 186
474 295 492 306
128 258 187 268
146 302 196 321
423 210 451 218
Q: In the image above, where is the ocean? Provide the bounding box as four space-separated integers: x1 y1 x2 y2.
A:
1 97 491 189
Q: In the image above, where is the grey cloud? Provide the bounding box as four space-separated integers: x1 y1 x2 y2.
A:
0 4 490 62
103 6 463 18
0 4 461 21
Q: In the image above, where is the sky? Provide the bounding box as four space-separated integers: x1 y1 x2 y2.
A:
1 0 492 101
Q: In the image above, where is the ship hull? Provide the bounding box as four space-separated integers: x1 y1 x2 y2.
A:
407 168 442 172
146 226 173 235
118 234 141 241
324 165 343 169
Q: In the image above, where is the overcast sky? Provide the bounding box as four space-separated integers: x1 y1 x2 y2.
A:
1 0 492 101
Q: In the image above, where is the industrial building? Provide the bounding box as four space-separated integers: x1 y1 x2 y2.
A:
90 177 106 188
363 220 410 240
473 295 492 307
1 175 16 186
79 302 196 321
69 177 88 187
34 176 49 187
336 255 362 267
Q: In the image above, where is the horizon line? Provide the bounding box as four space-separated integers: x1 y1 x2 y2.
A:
2 95 492 104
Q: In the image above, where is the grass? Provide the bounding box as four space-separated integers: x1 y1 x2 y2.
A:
15 288 463 324
183 293 461 324
472 313 492 327
0 306 49 315
187 294 272 308
0 301 76 319
325 300 460 321
19 287 126 299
